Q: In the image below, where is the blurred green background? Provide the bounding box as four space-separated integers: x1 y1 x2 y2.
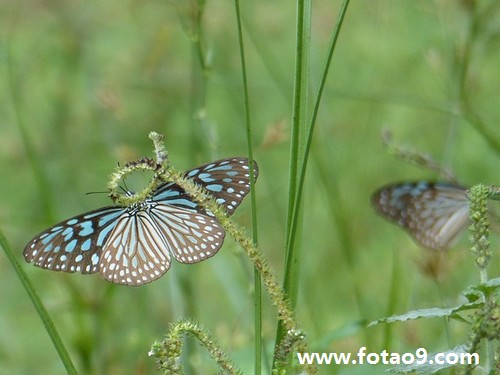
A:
1 1 499 374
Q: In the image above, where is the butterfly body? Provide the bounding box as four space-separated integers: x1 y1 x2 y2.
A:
24 158 257 286
372 181 469 250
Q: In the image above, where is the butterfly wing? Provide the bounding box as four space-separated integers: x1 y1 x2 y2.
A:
372 182 469 250
23 206 125 273
99 203 225 286
99 209 172 286
153 157 258 215
149 203 225 264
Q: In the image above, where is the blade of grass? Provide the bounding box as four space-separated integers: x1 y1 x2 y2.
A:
190 0 209 366
0 229 77 374
273 0 310 371
176 2 211 373
274 0 351 369
187 0 212 160
233 1 262 373
382 250 401 350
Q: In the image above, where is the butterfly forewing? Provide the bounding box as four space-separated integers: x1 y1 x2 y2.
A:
23 206 125 273
372 182 469 250
154 157 258 216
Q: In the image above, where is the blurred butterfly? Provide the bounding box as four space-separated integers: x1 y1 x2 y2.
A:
371 181 469 250
24 157 258 286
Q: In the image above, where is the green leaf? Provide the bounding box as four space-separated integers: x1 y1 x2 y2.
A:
368 302 482 327
464 278 500 300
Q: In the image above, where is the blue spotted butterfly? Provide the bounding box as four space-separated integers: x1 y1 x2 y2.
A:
371 181 469 250
24 157 258 286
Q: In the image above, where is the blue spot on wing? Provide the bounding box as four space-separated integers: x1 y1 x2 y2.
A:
97 221 118 247
65 239 77 253
206 184 223 192
63 228 73 241
78 221 94 236
160 198 198 209
41 231 61 246
187 168 200 177
198 173 216 183
81 238 92 251
209 165 232 171
98 211 124 227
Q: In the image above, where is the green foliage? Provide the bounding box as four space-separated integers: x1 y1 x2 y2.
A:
1 0 500 374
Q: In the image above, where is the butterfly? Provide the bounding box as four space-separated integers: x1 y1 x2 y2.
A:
371 181 469 250
24 157 258 286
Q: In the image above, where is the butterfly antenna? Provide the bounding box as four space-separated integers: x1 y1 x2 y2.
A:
85 190 108 196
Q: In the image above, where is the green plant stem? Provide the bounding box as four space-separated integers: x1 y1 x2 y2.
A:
233 1 262 374
160 166 314 373
0 229 77 374
455 2 500 154
467 184 499 373
178 0 211 158
285 0 351 292
479 268 488 284
113 135 314 373
274 0 310 369
184 6 210 370
150 319 243 375
275 0 351 366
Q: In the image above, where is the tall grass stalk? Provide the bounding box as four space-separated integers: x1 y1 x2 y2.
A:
0 229 77 374
177 2 212 372
274 1 311 369
454 1 500 154
274 0 351 368
233 1 262 374
179 0 212 158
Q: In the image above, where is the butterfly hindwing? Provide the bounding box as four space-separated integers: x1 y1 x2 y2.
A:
149 203 225 264
372 181 469 250
99 209 172 286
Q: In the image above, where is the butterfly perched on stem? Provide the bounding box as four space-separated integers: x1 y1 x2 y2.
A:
24 157 258 286
371 181 469 250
